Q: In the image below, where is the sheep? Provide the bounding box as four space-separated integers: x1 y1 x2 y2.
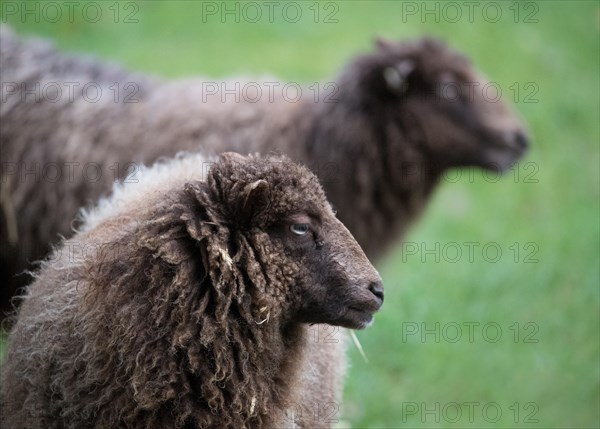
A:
0 152 384 429
0 26 529 317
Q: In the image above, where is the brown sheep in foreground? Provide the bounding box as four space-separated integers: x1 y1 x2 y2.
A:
0 152 384 428
0 26 528 317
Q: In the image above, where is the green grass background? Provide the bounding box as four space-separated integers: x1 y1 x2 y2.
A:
1 1 598 427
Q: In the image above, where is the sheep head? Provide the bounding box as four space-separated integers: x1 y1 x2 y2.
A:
343 37 529 173
187 152 383 330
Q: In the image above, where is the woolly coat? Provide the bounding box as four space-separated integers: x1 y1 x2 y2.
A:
1 153 381 428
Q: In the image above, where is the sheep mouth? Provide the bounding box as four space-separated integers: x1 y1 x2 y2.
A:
482 130 529 172
342 306 379 330
482 145 527 173
348 293 384 313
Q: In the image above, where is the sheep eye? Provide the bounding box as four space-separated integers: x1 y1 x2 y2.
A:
290 224 310 236
439 82 459 100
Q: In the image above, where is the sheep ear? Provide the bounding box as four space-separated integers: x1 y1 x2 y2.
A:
375 37 396 51
383 59 415 95
221 152 246 163
239 179 270 222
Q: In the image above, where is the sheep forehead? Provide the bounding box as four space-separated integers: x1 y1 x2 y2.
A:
220 155 328 205
418 52 473 82
253 189 330 229
267 169 330 212
373 38 476 87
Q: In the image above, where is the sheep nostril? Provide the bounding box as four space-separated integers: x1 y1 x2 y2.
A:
513 131 529 150
368 281 384 303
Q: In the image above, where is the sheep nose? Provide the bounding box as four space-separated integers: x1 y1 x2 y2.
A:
368 281 384 303
513 131 529 150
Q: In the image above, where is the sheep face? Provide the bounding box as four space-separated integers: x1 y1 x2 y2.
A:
204 153 383 330
273 211 384 330
351 37 529 173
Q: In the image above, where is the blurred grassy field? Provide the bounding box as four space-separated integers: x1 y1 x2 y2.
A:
1 1 599 427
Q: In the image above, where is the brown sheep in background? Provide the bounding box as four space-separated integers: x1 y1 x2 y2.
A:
0 152 384 428
0 26 528 318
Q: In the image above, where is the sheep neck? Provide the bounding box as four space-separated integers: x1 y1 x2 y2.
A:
293 98 443 260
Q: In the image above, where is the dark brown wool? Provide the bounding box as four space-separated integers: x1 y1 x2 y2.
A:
0 153 382 429
0 26 528 317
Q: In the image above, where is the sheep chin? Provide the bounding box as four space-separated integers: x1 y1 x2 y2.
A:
483 146 526 173
338 307 376 330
